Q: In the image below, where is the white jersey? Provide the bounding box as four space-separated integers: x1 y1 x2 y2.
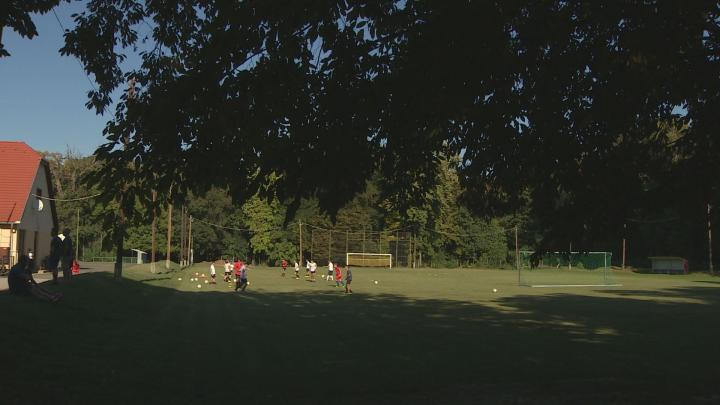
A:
210 263 216 276
310 261 317 272
294 262 299 271
328 261 333 271
224 262 231 272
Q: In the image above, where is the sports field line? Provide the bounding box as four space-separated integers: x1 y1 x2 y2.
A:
526 284 623 288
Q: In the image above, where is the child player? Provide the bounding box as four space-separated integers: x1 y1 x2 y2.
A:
294 261 300 279
238 262 249 291
224 259 232 282
210 261 217 284
334 262 343 287
344 265 353 294
326 260 334 281
234 258 243 291
281 259 288 277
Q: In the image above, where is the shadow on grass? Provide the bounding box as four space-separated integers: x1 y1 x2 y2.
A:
1 272 719 404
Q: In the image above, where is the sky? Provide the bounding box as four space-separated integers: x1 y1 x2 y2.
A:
0 2 113 156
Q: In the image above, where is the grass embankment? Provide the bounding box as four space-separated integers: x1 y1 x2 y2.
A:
2 264 719 404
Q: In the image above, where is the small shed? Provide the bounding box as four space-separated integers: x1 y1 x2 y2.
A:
648 256 688 274
131 249 147 264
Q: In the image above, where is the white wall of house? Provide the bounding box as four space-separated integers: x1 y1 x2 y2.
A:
17 164 55 264
0 225 19 268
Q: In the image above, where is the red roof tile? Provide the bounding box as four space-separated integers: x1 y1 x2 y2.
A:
0 141 42 223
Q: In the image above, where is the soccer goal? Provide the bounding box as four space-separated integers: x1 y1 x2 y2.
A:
518 251 621 287
346 253 393 268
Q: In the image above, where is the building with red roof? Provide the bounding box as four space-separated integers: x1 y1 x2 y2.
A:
0 141 58 269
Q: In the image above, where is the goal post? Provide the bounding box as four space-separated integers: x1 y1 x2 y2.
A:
518 251 621 287
346 253 393 268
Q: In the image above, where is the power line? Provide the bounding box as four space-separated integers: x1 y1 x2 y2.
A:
32 193 100 202
51 9 98 92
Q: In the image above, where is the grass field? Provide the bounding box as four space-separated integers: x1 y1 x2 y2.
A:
2 264 719 404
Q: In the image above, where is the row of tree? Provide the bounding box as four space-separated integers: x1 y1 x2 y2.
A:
45 144 717 270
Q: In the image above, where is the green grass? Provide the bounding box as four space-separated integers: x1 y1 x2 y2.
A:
2 264 719 404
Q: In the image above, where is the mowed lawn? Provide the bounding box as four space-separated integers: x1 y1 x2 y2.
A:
2 264 719 404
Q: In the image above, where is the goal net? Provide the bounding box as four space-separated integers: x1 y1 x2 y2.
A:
346 253 392 268
518 251 619 287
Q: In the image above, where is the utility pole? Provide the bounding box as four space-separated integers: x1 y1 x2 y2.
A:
75 207 80 260
298 221 303 265
188 215 193 265
114 77 135 279
179 205 185 267
328 230 332 262
622 223 627 270
395 230 399 268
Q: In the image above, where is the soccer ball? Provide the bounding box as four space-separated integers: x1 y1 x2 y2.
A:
178 278 182 281
204 280 209 284
197 284 202 289
492 288 498 293
374 280 378 285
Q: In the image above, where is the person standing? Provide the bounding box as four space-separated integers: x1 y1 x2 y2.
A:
210 261 217 284
234 259 243 291
281 259 288 277
326 260 334 281
238 262 249 292
224 259 232 282
334 262 343 288
48 230 63 284
294 261 300 279
60 228 74 281
344 265 353 294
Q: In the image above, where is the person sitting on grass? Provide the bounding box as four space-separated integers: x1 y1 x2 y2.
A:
8 255 62 302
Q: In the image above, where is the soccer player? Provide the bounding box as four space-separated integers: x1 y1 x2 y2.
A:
223 259 231 282
334 262 343 287
234 258 243 290
326 260 334 281
309 260 317 282
281 259 288 277
344 265 353 294
305 259 310 278
210 261 217 284
294 261 300 279
238 262 249 291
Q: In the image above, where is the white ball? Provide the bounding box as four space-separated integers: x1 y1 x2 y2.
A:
178 278 182 281
204 280 208 284
374 280 378 285
492 288 498 293
197 284 202 289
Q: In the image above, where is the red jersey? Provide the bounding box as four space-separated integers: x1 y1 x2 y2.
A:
281 259 287 269
334 265 342 281
233 261 242 276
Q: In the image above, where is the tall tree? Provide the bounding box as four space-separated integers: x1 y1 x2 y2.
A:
55 1 720 254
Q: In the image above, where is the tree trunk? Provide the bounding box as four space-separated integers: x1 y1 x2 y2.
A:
165 202 173 270
708 203 714 275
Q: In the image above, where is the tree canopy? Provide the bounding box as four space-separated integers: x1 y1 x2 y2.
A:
24 1 720 255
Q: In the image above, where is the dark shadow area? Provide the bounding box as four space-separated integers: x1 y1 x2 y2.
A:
1 272 719 404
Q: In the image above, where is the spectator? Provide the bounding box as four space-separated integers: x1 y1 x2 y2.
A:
8 255 62 302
